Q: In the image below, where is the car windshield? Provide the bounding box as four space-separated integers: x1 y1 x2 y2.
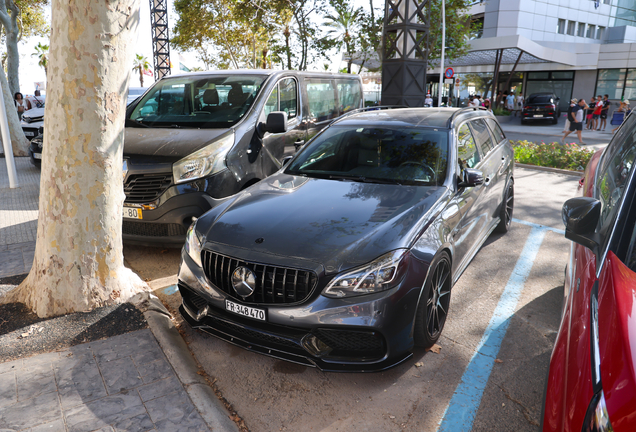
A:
128 75 266 128
528 95 553 104
286 125 449 186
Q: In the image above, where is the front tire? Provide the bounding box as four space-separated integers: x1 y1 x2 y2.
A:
414 252 452 349
495 180 514 233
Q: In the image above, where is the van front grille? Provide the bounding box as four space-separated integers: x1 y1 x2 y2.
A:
124 173 172 203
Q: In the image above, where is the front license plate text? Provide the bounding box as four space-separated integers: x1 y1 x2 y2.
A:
123 207 143 219
225 300 266 321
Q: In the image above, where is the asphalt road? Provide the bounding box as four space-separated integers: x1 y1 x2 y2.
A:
124 167 580 432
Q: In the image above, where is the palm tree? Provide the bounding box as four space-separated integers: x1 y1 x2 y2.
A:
324 5 361 73
132 54 152 87
32 43 49 76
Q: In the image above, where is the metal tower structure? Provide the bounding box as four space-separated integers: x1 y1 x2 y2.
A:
381 0 431 106
150 0 171 80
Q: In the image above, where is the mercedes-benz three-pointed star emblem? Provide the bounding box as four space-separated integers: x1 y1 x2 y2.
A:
231 267 256 298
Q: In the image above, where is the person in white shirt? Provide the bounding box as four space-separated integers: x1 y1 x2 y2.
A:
424 93 433 107
516 94 524 110
506 93 515 110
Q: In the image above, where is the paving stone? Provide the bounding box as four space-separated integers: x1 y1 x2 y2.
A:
98 357 142 395
16 367 57 401
0 371 17 408
137 376 183 402
0 359 22 375
92 331 158 365
0 391 62 430
144 390 208 432
131 348 164 366
30 418 68 432
54 348 96 373
56 360 108 410
64 392 146 432
22 351 61 370
112 413 154 432
136 359 173 384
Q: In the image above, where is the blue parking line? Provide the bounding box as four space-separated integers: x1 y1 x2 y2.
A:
438 222 549 432
163 284 179 295
512 217 565 235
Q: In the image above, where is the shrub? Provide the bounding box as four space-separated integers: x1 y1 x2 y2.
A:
511 140 594 171
493 107 511 116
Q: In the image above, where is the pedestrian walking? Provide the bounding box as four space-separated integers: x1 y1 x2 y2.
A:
592 95 603 130
516 93 524 110
14 92 26 120
563 98 588 145
563 98 577 133
600 94 610 131
506 92 515 111
586 96 596 130
483 98 491 111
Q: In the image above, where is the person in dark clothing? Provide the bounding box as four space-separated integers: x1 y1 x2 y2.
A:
600 94 610 131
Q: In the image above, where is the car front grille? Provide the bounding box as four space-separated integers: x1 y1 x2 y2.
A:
124 173 172 203
313 328 385 357
122 221 186 237
201 250 317 304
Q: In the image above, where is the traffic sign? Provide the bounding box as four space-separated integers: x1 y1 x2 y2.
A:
455 78 460 85
444 67 454 79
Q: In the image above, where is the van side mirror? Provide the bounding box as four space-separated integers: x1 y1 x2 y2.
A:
458 168 484 188
562 197 601 255
282 155 293 166
266 111 288 134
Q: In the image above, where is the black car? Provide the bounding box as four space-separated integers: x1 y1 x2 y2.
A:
176 107 515 371
521 93 561 124
28 127 43 167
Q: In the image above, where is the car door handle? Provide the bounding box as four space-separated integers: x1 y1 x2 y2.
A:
484 176 492 186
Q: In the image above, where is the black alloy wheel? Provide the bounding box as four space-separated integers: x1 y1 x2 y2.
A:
495 180 514 233
414 252 452 349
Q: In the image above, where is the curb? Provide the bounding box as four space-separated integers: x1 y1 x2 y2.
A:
132 292 239 432
515 162 584 177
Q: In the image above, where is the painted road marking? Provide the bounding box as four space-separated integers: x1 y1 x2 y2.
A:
438 219 562 431
163 284 179 295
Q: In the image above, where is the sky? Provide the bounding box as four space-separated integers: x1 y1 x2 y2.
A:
17 0 373 95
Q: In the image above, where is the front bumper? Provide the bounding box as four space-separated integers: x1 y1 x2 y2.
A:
177 248 427 372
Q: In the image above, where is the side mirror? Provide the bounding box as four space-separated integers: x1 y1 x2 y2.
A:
458 168 484 188
562 197 601 255
266 111 288 134
282 155 293 167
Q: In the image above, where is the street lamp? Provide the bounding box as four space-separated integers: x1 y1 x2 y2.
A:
438 0 446 108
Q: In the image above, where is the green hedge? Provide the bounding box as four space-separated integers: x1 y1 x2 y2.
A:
512 140 594 172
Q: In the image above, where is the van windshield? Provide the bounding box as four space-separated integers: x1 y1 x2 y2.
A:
128 75 267 128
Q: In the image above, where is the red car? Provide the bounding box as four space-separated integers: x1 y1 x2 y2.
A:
542 112 636 431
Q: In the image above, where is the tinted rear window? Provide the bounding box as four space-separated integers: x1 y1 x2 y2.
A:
528 95 553 104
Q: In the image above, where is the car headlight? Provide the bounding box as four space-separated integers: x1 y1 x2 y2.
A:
173 132 234 184
582 390 613 432
184 222 203 267
322 250 409 298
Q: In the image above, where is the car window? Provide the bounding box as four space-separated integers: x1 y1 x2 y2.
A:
337 80 362 114
286 126 449 186
528 95 554 104
457 123 481 169
469 119 494 156
264 86 278 117
307 79 338 122
596 113 636 230
485 118 506 144
279 78 298 120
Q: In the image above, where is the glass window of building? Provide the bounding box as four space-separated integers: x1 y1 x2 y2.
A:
596 69 627 100
557 19 566 34
577 22 586 37
597 26 605 40
567 21 576 35
587 24 596 38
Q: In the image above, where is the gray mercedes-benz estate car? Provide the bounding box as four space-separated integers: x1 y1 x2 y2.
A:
177 107 514 371
122 70 363 246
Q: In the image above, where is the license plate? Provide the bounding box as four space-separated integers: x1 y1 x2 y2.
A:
123 207 143 219
225 300 266 321
24 131 34 137
33 153 41 159
533 114 543 118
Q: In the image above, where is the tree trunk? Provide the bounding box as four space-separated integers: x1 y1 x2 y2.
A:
284 25 291 70
139 67 144 87
0 66 28 156
0 0 21 95
3 0 147 317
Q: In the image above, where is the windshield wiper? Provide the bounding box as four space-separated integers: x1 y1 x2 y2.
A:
328 174 402 185
125 118 149 128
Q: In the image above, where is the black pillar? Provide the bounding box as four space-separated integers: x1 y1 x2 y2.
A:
381 0 431 106
150 0 171 80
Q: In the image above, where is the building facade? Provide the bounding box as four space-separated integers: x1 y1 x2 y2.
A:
436 0 636 111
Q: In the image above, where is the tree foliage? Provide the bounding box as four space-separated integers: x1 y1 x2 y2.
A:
132 54 151 87
32 41 48 75
427 0 475 63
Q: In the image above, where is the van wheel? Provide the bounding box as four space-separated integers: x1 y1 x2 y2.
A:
414 252 452 349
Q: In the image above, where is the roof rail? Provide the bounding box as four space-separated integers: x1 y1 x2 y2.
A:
328 105 407 126
447 106 487 128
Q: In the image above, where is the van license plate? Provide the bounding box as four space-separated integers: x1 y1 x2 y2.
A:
225 300 266 321
123 207 143 219
533 114 543 118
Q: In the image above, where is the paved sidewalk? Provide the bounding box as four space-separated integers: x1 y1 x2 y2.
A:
0 329 208 432
0 157 39 277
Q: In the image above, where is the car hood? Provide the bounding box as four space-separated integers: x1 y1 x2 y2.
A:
197 172 448 274
21 107 45 123
124 127 232 159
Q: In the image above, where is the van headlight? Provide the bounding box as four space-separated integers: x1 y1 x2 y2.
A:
184 222 203 267
322 250 409 298
173 132 234 184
